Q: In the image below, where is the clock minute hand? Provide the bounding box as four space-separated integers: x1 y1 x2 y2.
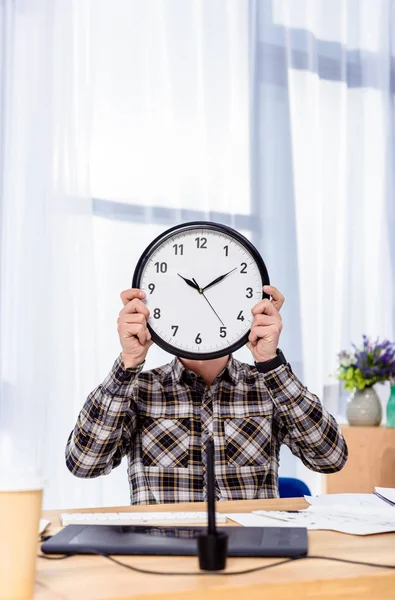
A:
192 278 225 326
177 273 200 291
202 268 238 292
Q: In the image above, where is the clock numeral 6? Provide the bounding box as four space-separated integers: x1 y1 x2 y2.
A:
246 287 253 298
237 310 245 321
148 283 155 294
219 326 227 338
195 237 207 249
195 333 202 344
153 308 161 319
240 262 247 274
171 325 179 336
154 261 167 273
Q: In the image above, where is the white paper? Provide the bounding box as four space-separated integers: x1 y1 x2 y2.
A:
225 506 395 536
375 487 395 504
305 493 385 509
39 519 50 534
226 513 292 528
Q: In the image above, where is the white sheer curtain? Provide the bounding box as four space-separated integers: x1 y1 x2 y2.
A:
1 0 394 508
250 0 395 492
0 0 101 507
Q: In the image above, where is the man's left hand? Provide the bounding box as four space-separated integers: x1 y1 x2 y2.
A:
247 285 284 362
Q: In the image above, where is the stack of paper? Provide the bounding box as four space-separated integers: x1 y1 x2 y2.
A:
225 492 395 536
305 493 384 509
225 506 395 535
373 487 395 506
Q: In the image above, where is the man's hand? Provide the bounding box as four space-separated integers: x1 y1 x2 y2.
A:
247 285 285 362
118 289 153 368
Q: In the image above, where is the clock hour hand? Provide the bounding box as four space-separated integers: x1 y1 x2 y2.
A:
177 273 200 291
202 268 237 293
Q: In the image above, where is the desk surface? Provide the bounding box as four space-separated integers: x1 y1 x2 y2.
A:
36 498 395 600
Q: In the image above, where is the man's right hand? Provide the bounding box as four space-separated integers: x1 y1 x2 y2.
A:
118 289 153 368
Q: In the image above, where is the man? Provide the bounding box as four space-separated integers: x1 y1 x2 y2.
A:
66 285 347 504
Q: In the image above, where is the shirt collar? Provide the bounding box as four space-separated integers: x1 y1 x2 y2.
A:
168 355 239 386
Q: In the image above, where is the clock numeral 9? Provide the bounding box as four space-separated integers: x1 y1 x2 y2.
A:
173 244 184 255
148 283 155 294
195 333 202 344
240 262 247 274
246 287 253 298
220 326 227 338
154 261 167 273
153 308 161 319
195 237 207 249
237 310 245 322
171 325 179 336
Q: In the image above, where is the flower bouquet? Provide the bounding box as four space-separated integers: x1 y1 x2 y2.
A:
336 336 395 426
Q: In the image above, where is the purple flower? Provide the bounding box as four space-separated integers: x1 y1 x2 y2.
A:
353 336 395 381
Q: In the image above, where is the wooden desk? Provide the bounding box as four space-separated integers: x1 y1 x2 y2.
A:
326 425 395 493
36 499 395 600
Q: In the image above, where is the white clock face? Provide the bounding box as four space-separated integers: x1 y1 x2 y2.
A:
136 224 268 359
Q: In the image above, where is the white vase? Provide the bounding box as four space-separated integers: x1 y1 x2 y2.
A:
346 387 382 426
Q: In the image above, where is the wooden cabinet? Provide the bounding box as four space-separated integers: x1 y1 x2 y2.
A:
325 425 395 493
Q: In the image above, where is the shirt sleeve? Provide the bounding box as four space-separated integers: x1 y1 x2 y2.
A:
65 356 143 478
263 364 348 473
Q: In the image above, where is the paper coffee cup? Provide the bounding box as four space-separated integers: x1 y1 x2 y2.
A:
0 477 43 600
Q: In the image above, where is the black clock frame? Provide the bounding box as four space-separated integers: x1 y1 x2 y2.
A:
132 221 270 360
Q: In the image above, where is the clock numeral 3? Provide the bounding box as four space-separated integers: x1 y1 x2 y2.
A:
195 333 202 344
246 287 253 298
154 261 168 273
223 245 228 256
173 244 184 255
219 326 227 338
240 262 247 274
148 283 155 294
195 237 207 249
171 325 179 336
153 308 161 319
237 310 245 321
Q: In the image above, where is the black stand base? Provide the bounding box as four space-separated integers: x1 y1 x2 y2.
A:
197 532 228 571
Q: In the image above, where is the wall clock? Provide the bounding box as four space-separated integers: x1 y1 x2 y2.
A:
132 221 270 360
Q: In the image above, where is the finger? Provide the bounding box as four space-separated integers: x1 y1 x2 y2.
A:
248 324 281 344
120 298 150 319
251 298 279 317
119 313 147 326
120 288 146 306
263 285 285 311
251 313 282 328
120 323 151 345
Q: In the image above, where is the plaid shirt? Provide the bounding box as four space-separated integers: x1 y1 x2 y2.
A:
66 356 347 504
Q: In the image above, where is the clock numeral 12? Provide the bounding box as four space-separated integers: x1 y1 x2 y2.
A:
195 237 207 249
195 333 202 344
171 325 179 336
173 244 184 255
237 310 245 321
